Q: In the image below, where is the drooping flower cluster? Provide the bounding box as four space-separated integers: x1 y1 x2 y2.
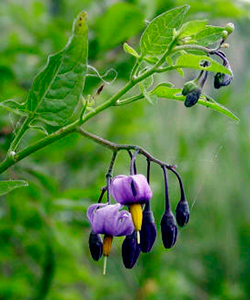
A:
86 154 190 274
181 24 234 108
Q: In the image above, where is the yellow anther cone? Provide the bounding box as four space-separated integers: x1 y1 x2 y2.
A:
102 235 113 275
129 204 142 244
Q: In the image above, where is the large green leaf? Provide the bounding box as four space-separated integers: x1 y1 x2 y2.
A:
97 3 144 51
2 12 88 126
140 5 190 57
193 25 224 46
175 53 232 74
151 84 239 121
0 180 28 197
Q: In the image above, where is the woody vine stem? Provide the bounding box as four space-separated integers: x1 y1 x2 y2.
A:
0 41 218 175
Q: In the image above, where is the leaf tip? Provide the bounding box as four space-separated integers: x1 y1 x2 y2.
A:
74 11 88 35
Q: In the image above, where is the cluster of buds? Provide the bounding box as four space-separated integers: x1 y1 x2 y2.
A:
182 23 234 107
86 153 190 274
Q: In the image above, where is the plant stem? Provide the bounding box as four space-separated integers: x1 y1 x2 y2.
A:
115 94 144 106
77 128 175 170
172 44 216 54
0 39 202 175
169 168 186 201
0 119 80 174
9 115 33 153
162 165 171 212
106 151 117 204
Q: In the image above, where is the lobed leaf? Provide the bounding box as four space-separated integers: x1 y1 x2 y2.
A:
151 84 239 121
0 180 28 197
140 5 190 57
175 53 232 74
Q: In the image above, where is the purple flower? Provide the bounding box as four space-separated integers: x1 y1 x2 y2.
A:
110 174 153 236
87 203 134 237
110 174 152 205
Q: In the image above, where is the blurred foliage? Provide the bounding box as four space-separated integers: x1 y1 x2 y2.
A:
0 0 250 300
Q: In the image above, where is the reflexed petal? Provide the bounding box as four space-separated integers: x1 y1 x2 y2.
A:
114 210 134 236
87 203 108 224
111 174 152 205
87 203 134 236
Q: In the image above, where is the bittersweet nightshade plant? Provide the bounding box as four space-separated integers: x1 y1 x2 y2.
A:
0 5 238 274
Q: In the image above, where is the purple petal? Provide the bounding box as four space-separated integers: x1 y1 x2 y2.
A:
114 210 134 236
87 203 134 236
111 174 152 205
87 203 107 224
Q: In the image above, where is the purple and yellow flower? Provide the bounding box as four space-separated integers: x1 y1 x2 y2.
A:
87 203 134 274
110 174 153 242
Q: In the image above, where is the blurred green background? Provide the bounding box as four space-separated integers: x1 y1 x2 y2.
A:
0 0 250 299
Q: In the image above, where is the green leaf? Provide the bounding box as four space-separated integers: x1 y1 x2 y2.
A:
97 3 144 51
0 99 28 116
19 12 88 126
123 43 140 58
193 25 224 46
140 5 190 57
139 77 158 105
0 180 28 197
151 84 239 121
179 20 207 37
175 53 232 74
29 125 48 135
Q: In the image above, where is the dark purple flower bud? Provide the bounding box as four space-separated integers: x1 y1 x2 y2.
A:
161 211 178 249
111 174 152 205
122 231 141 269
213 51 233 89
139 208 157 253
214 72 233 89
176 200 190 227
89 231 103 261
184 87 201 107
87 203 134 236
182 81 198 96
